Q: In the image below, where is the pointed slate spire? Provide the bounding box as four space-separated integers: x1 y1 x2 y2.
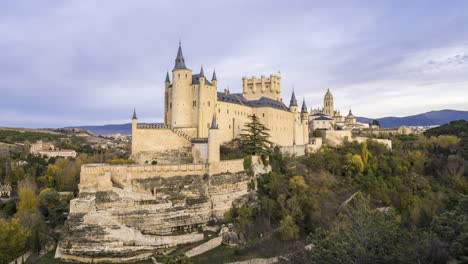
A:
132 108 137 120
210 115 217 129
301 98 308 113
212 69 217 81
289 89 298 107
165 71 170 83
174 41 187 70
199 65 205 77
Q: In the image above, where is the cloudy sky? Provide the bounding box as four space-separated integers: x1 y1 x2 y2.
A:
1 0 468 127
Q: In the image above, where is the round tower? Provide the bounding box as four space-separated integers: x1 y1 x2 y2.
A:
131 108 137 154
289 89 298 113
301 98 308 121
171 42 193 128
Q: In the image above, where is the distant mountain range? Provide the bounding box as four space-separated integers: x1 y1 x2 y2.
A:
64 123 133 135
65 110 468 135
357 109 468 128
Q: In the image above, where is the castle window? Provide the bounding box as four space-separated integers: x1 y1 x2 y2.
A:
208 101 210 106
227 110 229 114
193 101 197 107
185 74 187 78
218 109 220 113
170 103 172 109
262 113 265 117
178 74 180 78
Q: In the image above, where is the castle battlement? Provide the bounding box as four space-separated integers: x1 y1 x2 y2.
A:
242 74 281 101
136 123 169 129
79 158 248 193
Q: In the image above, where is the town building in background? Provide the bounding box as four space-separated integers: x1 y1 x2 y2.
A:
30 140 76 158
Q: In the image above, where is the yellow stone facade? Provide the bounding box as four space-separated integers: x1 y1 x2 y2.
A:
132 43 310 161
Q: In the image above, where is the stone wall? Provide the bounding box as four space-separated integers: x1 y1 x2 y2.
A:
279 144 307 156
131 127 191 164
323 130 392 150
323 130 352 147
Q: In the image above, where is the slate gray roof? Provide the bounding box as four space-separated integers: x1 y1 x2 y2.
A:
315 116 333 121
289 91 298 107
211 115 217 129
212 69 217 81
165 71 170 83
199 66 205 77
301 99 308 113
192 74 212 85
132 108 137 119
217 92 289 111
174 43 187 70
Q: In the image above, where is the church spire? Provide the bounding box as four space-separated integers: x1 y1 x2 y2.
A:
173 41 187 70
289 89 298 107
132 108 137 120
212 69 217 81
301 98 308 113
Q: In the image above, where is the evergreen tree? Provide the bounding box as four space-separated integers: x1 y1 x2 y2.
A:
238 114 272 157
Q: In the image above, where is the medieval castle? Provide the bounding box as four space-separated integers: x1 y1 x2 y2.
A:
131 43 311 163
56 43 393 263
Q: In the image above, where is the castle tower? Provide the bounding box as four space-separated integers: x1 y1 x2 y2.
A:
164 71 171 124
211 69 217 87
131 108 137 154
323 89 334 117
289 89 298 113
301 99 309 145
242 73 281 101
301 98 308 121
208 115 220 164
170 42 193 128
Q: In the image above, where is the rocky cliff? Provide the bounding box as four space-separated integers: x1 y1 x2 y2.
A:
56 158 267 263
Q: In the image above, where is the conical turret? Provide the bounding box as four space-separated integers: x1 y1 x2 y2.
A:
289 89 298 108
301 98 308 113
210 115 217 129
165 71 170 83
199 65 205 77
212 69 217 81
132 108 137 120
174 42 187 70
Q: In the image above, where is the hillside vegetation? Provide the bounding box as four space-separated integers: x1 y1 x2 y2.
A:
212 121 467 263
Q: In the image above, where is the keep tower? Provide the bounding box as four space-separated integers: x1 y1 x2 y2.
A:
169 42 193 128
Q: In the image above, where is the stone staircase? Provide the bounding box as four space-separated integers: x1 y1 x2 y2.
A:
136 123 192 142
171 127 192 141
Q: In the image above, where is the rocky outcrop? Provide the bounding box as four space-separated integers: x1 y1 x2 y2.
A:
56 158 267 263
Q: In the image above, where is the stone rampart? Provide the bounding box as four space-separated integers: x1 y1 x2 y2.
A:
323 130 392 150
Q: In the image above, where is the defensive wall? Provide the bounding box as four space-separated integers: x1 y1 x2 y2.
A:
323 130 392 149
78 158 247 193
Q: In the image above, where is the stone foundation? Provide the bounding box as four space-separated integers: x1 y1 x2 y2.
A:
56 158 265 263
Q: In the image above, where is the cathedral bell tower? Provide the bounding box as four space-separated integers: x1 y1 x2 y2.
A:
323 89 334 117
